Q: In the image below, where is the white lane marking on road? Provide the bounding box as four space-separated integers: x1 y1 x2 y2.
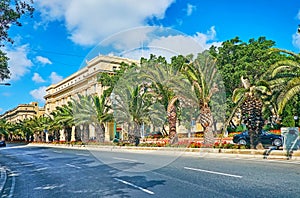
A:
113 157 137 162
66 164 81 169
35 167 48 171
76 153 90 156
184 167 243 178
114 178 154 195
8 173 15 198
0 168 7 193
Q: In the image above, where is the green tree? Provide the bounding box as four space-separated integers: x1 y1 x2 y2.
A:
138 54 189 144
0 0 34 80
181 52 222 145
73 94 112 143
14 118 33 141
113 82 153 143
266 49 300 115
52 101 75 141
209 37 283 121
97 62 137 95
232 77 271 148
0 118 9 140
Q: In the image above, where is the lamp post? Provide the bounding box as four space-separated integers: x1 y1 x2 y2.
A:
110 93 118 141
0 83 11 86
294 115 298 127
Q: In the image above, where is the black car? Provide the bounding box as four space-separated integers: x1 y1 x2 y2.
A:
0 141 6 147
233 130 283 147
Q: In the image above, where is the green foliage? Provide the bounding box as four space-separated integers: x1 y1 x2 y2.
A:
265 49 300 115
0 0 34 80
209 37 284 119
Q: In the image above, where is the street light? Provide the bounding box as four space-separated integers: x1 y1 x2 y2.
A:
110 92 118 141
0 83 10 86
294 115 298 127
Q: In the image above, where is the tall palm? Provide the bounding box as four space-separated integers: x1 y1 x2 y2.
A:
0 119 9 140
14 118 34 141
53 102 75 141
182 52 221 145
266 48 300 115
232 77 271 148
73 93 112 143
138 55 188 144
113 81 154 143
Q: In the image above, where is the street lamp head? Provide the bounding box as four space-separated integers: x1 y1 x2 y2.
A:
0 83 11 86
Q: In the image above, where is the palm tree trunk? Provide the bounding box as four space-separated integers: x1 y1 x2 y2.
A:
95 123 105 143
167 97 179 144
82 124 89 143
241 95 264 149
198 105 214 146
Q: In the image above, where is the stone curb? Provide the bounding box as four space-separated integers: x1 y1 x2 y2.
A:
27 143 300 161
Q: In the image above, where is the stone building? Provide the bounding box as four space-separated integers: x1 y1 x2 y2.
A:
44 55 137 142
0 102 45 123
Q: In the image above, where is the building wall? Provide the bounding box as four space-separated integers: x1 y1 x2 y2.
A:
44 55 138 141
0 102 45 123
44 55 137 115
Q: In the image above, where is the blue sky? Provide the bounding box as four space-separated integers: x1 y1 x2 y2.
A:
0 0 300 114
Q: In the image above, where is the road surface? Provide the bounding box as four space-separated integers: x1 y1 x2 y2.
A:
0 143 299 197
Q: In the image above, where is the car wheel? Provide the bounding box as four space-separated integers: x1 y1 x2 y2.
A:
272 139 282 147
238 139 247 145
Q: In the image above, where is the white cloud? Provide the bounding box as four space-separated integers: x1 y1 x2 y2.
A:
192 26 222 50
36 56 52 65
49 72 63 84
297 10 300 20
5 45 33 81
30 86 47 103
94 26 222 62
32 73 46 83
147 26 222 58
36 0 175 46
292 32 300 49
186 4 196 16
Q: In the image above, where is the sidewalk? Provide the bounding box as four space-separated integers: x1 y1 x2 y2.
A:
27 143 300 161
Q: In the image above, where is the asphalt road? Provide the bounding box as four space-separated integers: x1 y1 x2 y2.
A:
0 143 300 198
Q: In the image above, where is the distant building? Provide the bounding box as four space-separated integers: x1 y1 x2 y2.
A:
0 102 45 123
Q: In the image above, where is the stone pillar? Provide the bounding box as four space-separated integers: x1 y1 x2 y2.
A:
89 124 95 140
71 126 76 142
60 129 66 142
45 133 49 142
105 122 113 142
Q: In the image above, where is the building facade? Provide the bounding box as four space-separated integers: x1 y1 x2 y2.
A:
44 55 138 142
0 102 45 123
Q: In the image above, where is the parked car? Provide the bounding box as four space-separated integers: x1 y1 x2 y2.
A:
0 141 6 147
233 130 283 147
145 132 163 139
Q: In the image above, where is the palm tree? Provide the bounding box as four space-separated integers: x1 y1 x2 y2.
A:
266 49 300 115
232 76 271 149
181 52 222 146
53 102 75 141
0 119 9 140
137 55 188 144
113 82 154 143
14 118 33 141
73 93 112 143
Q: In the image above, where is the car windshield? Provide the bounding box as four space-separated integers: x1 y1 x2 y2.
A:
261 130 269 135
242 131 248 135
